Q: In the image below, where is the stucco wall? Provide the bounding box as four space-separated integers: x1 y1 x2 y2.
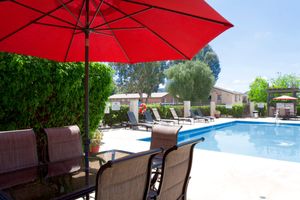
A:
210 88 243 105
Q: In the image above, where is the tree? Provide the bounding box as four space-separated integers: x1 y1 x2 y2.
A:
169 45 221 80
248 77 269 102
165 61 215 102
113 62 167 102
270 73 300 88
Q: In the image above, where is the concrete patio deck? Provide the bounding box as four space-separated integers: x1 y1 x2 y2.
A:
99 118 300 200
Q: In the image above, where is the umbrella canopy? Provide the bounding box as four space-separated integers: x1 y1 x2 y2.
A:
273 95 298 101
0 0 232 63
0 0 232 174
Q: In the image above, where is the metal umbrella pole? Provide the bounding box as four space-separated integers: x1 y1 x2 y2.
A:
84 0 90 177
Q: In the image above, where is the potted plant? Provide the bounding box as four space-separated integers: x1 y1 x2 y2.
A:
90 129 103 153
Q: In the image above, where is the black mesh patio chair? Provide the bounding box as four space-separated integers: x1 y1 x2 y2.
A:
126 111 153 131
144 111 157 124
145 111 175 126
189 109 209 123
151 108 176 125
169 108 193 124
195 109 215 121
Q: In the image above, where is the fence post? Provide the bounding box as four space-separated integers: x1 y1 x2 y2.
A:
250 102 255 117
130 99 139 121
210 101 216 117
184 101 191 117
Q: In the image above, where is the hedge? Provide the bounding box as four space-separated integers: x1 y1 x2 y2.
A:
102 105 129 126
102 104 212 126
0 53 114 137
216 104 247 118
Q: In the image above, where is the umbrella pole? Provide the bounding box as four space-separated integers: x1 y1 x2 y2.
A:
84 0 90 179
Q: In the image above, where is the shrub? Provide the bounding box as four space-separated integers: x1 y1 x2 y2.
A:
102 105 129 126
191 105 210 116
216 104 246 117
216 105 227 116
232 104 244 118
0 53 114 136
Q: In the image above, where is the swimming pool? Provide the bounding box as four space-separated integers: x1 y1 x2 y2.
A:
141 121 300 163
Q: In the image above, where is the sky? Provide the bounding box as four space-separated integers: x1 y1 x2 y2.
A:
206 0 300 93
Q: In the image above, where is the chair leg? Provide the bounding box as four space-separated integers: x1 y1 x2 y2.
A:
181 176 191 200
150 168 162 191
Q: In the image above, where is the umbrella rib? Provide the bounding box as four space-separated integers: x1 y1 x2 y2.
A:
64 0 86 62
73 30 113 36
10 0 78 28
0 0 76 42
57 0 84 28
122 0 233 27
104 1 190 60
89 0 104 27
94 26 144 31
93 31 114 36
34 22 77 30
95 3 131 62
91 7 152 30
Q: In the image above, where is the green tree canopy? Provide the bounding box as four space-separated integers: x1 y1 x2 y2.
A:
270 73 300 88
248 77 269 102
165 61 215 102
169 45 221 80
193 45 221 80
113 62 167 102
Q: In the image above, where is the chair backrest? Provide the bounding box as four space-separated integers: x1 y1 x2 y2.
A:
95 148 162 200
189 109 196 117
196 109 204 116
0 129 38 174
157 137 205 200
150 125 182 150
0 129 38 189
127 111 138 124
152 108 161 121
44 125 82 162
144 111 154 123
169 108 179 119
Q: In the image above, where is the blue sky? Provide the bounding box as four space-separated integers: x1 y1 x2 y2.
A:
206 0 300 92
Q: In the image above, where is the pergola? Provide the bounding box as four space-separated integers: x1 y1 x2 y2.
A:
266 88 300 116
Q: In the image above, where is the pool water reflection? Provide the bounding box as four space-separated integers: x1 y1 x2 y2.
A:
179 122 300 162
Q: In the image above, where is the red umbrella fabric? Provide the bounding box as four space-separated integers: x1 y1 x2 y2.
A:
273 95 298 101
0 0 232 173
0 0 232 63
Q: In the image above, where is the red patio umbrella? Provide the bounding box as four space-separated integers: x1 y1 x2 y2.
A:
273 95 298 101
0 0 233 173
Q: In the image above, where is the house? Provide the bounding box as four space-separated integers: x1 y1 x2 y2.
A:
210 86 245 105
109 92 178 105
109 86 246 106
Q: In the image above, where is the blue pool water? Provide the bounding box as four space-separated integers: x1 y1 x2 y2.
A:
141 121 300 162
